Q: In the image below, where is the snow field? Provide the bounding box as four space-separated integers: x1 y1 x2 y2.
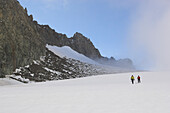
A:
46 45 98 64
0 72 170 113
0 78 23 86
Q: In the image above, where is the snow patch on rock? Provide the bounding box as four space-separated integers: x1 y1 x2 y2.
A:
46 45 98 65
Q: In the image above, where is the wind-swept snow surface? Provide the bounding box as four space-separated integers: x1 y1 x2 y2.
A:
46 45 98 64
0 78 23 86
0 72 170 113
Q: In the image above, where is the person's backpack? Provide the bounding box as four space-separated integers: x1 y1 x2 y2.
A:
131 76 134 80
138 76 140 79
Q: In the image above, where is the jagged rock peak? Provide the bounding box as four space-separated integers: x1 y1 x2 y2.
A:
73 32 90 40
73 32 84 37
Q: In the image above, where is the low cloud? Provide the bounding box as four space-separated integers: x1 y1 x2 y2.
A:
128 0 170 70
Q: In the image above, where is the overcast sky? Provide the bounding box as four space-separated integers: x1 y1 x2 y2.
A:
18 0 170 70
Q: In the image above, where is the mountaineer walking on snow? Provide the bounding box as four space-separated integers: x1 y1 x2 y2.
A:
137 75 141 83
131 75 135 84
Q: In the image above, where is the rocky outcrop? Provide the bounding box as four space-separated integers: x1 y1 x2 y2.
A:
0 0 45 77
13 49 107 82
36 24 102 59
69 33 102 59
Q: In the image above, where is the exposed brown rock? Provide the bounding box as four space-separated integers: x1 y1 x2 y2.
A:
0 0 45 77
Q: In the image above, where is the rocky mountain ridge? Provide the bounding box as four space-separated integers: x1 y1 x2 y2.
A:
36 24 102 59
0 0 134 78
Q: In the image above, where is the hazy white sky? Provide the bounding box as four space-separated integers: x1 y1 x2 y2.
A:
128 0 170 70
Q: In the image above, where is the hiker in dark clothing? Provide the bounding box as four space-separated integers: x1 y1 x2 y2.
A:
137 75 141 83
131 75 135 84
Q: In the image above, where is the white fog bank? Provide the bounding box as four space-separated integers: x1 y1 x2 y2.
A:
128 0 170 71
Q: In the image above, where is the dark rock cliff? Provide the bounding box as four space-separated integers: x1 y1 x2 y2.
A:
0 0 45 77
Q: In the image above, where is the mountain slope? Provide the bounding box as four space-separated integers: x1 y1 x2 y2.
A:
0 0 134 77
12 48 107 82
